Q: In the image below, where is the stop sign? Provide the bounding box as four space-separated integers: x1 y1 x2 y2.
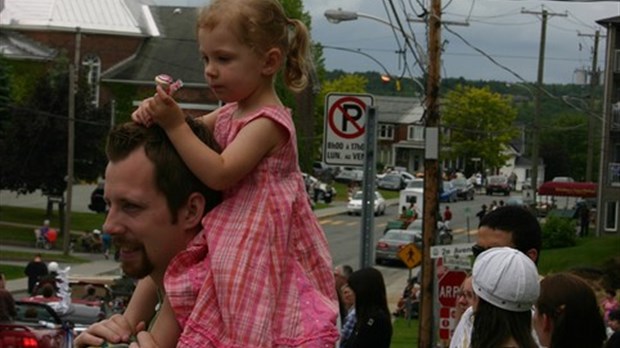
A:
438 271 467 307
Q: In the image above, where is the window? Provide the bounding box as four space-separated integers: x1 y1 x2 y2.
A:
408 126 424 141
378 124 394 140
82 54 101 106
604 201 618 232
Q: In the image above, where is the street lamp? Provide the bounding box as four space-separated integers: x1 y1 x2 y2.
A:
324 8 428 69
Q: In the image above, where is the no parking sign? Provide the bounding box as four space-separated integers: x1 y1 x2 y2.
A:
323 93 374 166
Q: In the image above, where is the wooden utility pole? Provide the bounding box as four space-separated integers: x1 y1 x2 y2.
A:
419 0 441 346
578 30 601 182
63 27 81 256
521 9 566 203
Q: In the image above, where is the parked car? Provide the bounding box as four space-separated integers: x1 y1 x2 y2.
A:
88 182 106 213
451 177 475 201
375 229 422 265
335 167 364 184
301 173 336 203
1 300 71 348
347 191 386 216
486 175 511 196
19 295 105 334
406 178 424 189
439 181 458 202
312 161 338 181
377 174 406 191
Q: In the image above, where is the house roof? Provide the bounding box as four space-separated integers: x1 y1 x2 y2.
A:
0 0 157 36
597 15 620 26
374 95 425 124
0 30 57 60
101 6 206 86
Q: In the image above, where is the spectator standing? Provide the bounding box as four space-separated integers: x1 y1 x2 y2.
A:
576 201 591 237
34 261 59 295
451 206 543 348
606 310 620 348
443 206 453 231
471 247 540 348
343 267 392 348
454 275 474 326
533 272 607 348
0 290 16 322
24 254 48 295
475 204 487 224
101 229 112 259
340 284 357 347
603 289 620 326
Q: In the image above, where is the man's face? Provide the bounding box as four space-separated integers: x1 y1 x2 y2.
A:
474 226 515 257
102 147 190 281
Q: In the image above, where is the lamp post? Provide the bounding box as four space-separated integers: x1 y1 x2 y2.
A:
324 8 428 69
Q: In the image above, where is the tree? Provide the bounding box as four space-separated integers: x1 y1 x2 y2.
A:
0 56 108 195
539 111 588 181
442 85 519 174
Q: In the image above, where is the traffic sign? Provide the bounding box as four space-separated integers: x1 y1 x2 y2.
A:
439 306 457 340
398 243 422 269
323 93 374 166
430 242 474 259
438 270 467 307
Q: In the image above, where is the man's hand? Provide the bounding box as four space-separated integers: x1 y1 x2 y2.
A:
74 314 145 347
129 331 159 348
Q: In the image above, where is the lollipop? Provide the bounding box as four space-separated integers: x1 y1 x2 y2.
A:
155 74 183 95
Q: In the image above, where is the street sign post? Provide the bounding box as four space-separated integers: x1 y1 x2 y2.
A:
323 93 374 166
430 243 474 259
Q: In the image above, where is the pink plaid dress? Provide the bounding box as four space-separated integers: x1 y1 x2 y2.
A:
165 104 339 348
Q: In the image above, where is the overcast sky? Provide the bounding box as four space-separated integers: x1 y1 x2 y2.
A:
158 0 620 85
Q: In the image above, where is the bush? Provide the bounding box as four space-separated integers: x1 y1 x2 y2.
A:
542 216 576 249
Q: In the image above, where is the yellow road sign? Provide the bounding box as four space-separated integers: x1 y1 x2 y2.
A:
398 243 422 269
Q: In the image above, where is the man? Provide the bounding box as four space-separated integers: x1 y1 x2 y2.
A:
443 206 453 231
449 205 542 348
74 119 221 347
24 254 48 295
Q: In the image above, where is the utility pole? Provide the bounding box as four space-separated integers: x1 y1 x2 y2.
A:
63 27 81 256
419 0 441 346
521 8 566 203
578 30 601 182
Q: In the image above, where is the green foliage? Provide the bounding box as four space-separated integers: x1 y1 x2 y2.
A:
441 85 519 173
0 55 108 194
542 216 577 249
537 235 620 275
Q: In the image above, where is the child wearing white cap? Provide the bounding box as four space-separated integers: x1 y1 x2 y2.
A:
469 247 540 348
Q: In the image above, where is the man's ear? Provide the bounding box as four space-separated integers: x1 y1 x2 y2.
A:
261 47 283 76
181 192 205 229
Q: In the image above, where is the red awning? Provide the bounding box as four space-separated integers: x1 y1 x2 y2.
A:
537 181 597 198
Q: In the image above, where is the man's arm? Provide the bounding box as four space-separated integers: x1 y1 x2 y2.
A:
74 277 159 347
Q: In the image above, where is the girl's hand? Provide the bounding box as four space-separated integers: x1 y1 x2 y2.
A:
131 98 156 127
147 86 185 131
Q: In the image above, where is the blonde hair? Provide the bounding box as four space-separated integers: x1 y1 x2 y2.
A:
197 0 311 92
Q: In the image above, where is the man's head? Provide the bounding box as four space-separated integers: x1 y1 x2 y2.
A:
475 206 542 264
103 119 221 281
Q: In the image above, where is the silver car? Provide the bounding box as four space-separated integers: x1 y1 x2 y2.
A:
347 191 386 216
375 229 422 265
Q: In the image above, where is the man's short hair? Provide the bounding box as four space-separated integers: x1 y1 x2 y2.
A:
478 206 541 262
106 118 221 222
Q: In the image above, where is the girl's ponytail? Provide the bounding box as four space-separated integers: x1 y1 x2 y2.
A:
284 18 312 93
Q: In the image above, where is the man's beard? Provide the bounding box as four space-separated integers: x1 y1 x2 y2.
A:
113 236 154 279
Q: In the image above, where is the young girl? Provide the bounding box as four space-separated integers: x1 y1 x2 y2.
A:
132 0 338 346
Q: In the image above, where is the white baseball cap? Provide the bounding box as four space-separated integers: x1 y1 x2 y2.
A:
472 247 539 312
92 229 101 235
48 261 59 272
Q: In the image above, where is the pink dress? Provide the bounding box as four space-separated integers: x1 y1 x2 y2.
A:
165 103 339 348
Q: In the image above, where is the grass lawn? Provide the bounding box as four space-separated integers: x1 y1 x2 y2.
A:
391 317 419 347
0 264 26 280
538 234 620 275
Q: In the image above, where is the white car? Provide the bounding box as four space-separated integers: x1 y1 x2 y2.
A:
335 167 364 183
347 191 386 216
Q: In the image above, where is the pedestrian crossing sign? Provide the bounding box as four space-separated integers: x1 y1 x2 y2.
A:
398 243 422 269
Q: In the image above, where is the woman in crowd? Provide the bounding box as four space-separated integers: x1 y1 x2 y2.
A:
470 247 540 348
533 272 607 348
343 267 392 348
